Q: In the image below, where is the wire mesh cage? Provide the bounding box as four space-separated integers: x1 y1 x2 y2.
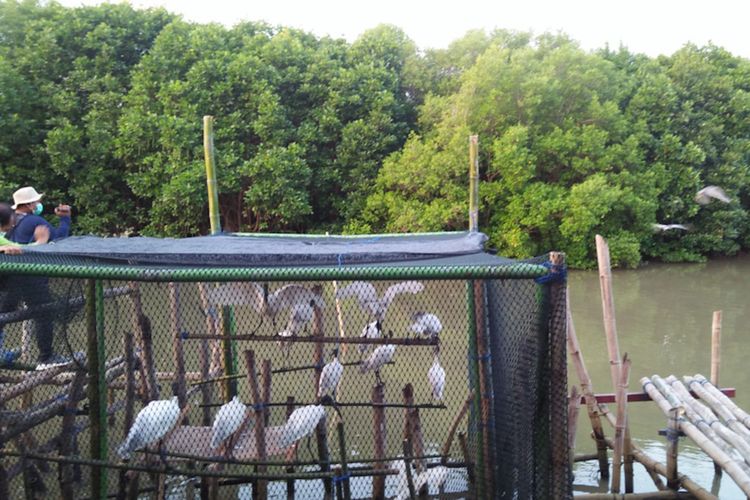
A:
0 233 570 499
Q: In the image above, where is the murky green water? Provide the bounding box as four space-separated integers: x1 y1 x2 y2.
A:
568 254 750 499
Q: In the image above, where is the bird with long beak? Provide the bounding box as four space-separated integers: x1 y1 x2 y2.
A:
360 344 396 385
318 348 343 401
279 395 341 449
209 395 251 457
427 346 446 401
118 396 180 461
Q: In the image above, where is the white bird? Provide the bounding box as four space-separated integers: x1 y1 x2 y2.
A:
414 466 449 493
360 344 396 384
277 301 316 363
207 282 324 326
428 353 446 401
318 349 344 400
695 185 731 205
652 223 690 233
336 281 424 323
358 320 382 357
279 404 326 448
410 312 442 339
210 395 248 451
117 396 180 459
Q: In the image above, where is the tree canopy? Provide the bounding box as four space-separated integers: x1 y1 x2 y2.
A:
1 1 749 267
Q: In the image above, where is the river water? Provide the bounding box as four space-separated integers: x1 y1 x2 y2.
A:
568 254 750 499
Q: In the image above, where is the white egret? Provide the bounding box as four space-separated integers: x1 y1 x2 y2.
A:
210 395 248 451
279 397 340 449
428 351 446 401
652 223 690 232
277 300 317 364
360 344 396 385
318 348 343 401
410 312 442 339
336 281 424 324
414 466 449 493
117 396 180 459
695 185 731 205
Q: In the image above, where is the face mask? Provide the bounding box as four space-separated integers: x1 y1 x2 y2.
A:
33 203 43 216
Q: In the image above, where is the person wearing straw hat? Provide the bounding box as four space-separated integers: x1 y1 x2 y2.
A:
1 188 74 367
8 186 71 244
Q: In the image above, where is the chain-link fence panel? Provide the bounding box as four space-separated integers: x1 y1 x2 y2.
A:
0 249 569 499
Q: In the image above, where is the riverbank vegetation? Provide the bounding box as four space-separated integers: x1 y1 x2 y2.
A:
1 1 748 267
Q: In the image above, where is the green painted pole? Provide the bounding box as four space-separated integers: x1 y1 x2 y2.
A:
87 279 108 499
466 280 484 498
203 115 221 235
469 135 479 232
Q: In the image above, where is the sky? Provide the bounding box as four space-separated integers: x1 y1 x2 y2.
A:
55 0 750 59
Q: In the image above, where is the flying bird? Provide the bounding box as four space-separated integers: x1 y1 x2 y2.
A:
336 281 424 324
318 348 344 401
210 395 248 452
360 344 396 385
410 312 442 339
207 282 324 327
652 223 690 233
118 396 180 459
428 351 446 401
695 185 731 205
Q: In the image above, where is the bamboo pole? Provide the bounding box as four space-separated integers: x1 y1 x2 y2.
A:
567 301 609 478
337 422 352 500
197 283 217 426
472 279 494 495
611 354 631 493
0 363 75 404
244 350 267 499
458 432 475 496
169 283 187 409
684 376 750 441
285 397 296 500
693 374 750 429
220 306 237 401
311 287 333 500
666 407 681 490
117 328 136 500
184 332 438 346
641 377 750 496
569 385 581 467
403 438 417 500
129 282 158 402
59 370 85 500
203 115 221 235
372 383 387 499
469 134 479 232
440 390 474 462
595 235 622 398
710 311 722 387
87 279 108 500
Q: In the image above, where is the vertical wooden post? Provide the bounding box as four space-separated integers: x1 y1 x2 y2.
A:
595 235 622 397
117 327 136 500
60 370 85 500
402 439 417 500
285 397 296 500
465 280 484 499
372 383 387 500
472 279 493 495
311 285 333 500
337 422 352 500
611 354 631 493
203 115 221 235
567 385 580 468
566 301 609 478
469 135 479 231
666 407 681 491
129 282 158 402
197 283 216 426
244 350 267 500
469 135 479 232
402 384 426 479
169 283 187 409
220 306 237 401
458 432 475 497
711 310 722 387
87 279 108 500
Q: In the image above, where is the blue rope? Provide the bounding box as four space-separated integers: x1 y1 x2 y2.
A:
534 261 567 284
471 353 491 361
180 331 189 340
333 472 352 483
252 403 268 411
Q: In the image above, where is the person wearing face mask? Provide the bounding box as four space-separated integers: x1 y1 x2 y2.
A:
7 186 71 244
1 188 74 367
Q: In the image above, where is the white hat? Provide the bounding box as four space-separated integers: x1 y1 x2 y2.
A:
12 186 44 209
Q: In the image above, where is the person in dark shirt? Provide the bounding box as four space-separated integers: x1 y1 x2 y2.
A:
1 188 73 367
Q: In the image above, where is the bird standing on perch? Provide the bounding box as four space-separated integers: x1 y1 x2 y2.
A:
360 344 396 385
279 396 341 449
410 312 442 339
336 281 424 337
210 395 249 455
318 348 343 401
357 320 382 358
277 299 318 365
117 396 180 460
428 346 446 401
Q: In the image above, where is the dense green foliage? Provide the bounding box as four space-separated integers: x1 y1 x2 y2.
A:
1 1 749 267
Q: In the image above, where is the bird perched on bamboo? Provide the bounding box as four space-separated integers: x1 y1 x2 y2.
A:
277 300 318 365
410 312 442 339
428 347 446 401
652 223 690 233
118 396 180 460
695 185 731 205
206 282 324 330
210 395 249 454
360 344 396 385
336 280 424 329
357 320 382 358
318 348 343 401
279 396 341 449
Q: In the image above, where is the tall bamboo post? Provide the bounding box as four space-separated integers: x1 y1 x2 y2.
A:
568 385 580 467
285 396 296 500
611 354 631 493
337 422 352 500
403 438 417 500
311 285 333 499
129 282 158 402
469 134 479 232
169 283 187 409
471 279 493 495
372 383 387 500
710 311 722 387
203 115 221 235
86 279 108 499
595 235 622 397
197 283 216 425
566 299 609 478
59 370 85 500
666 407 681 491
402 383 426 497
117 328 136 500
244 350 267 499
